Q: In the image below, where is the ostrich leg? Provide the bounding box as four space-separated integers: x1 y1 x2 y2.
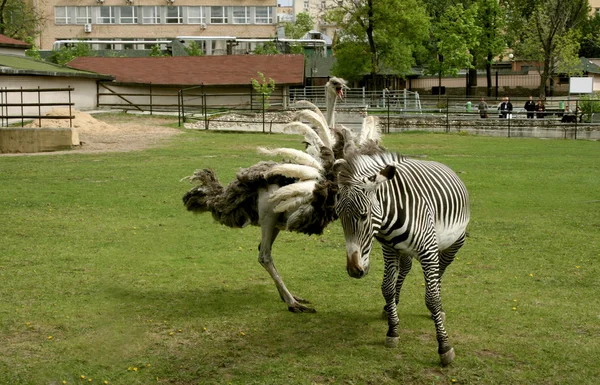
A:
258 223 315 313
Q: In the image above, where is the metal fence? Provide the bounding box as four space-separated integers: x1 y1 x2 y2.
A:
0 87 74 127
176 86 600 139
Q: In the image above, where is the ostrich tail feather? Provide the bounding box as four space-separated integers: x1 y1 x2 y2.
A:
295 100 327 123
268 180 317 206
284 122 325 148
258 147 323 171
294 109 332 148
266 164 323 181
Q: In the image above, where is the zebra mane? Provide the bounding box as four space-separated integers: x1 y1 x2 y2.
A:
336 151 404 186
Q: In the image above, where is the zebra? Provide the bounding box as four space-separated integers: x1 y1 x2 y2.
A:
333 151 470 366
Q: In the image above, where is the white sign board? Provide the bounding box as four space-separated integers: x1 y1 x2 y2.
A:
570 77 594 94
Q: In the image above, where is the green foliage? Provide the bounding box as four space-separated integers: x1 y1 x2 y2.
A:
326 0 430 82
429 3 481 76
49 42 95 66
0 0 43 41
253 41 280 55
578 92 600 122
284 12 314 39
579 13 600 58
184 41 204 56
510 0 589 95
251 72 276 109
149 44 166 57
1 117 599 384
24 36 41 61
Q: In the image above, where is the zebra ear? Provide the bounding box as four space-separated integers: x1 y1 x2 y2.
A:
369 165 395 186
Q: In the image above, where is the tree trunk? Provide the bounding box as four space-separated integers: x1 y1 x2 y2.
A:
0 0 8 35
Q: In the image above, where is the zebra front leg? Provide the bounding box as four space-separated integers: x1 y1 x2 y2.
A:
381 254 401 348
421 254 454 366
258 224 315 313
381 249 412 320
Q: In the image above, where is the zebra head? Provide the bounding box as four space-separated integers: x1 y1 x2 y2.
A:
334 158 396 279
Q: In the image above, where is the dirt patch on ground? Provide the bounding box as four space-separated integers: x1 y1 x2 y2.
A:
2 110 181 156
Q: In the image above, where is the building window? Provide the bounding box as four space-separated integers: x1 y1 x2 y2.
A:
142 6 161 24
55 6 69 24
97 6 115 24
255 7 273 24
303 0 309 11
166 6 182 24
233 7 249 24
75 7 91 24
119 6 138 24
186 6 205 24
210 6 228 24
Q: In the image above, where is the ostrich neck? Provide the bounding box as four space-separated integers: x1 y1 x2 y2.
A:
326 94 337 128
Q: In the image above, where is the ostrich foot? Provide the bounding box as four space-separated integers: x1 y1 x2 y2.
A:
288 302 316 313
292 295 311 304
385 336 399 348
440 347 455 366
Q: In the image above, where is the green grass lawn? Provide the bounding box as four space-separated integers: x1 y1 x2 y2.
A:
1 117 599 384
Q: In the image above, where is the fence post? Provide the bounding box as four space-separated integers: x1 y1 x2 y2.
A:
508 112 511 138
446 96 449 133
387 92 390 134
68 86 73 128
20 87 24 127
575 100 578 140
203 85 208 130
37 86 42 127
262 93 266 134
149 83 153 116
177 89 181 127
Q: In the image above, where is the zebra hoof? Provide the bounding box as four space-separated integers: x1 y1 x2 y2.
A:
385 336 399 348
440 347 455 366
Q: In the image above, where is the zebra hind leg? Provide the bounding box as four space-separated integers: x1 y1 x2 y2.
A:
421 251 454 366
437 232 467 322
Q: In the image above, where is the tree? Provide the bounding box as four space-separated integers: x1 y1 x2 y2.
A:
325 0 430 86
149 44 166 57
424 1 480 99
49 42 95 66
251 72 276 110
472 0 507 96
0 0 45 41
284 12 314 39
579 13 600 59
184 41 204 56
511 0 588 96
253 41 280 55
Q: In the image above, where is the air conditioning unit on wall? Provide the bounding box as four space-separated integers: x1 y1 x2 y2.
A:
84 24 92 33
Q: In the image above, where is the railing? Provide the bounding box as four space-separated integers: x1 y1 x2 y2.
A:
0 87 74 127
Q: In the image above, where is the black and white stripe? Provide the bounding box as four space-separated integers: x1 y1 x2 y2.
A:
335 151 470 366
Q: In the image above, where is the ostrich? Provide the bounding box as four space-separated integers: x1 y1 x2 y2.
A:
182 78 382 313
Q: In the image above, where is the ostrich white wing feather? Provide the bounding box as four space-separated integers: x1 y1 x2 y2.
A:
268 180 317 205
295 100 327 123
257 147 323 171
284 122 325 148
274 196 312 213
358 116 381 145
294 109 334 149
266 164 323 181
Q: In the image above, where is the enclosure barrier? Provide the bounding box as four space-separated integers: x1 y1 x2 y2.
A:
0 87 74 127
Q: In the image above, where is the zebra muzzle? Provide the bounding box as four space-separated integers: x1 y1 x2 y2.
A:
347 251 366 279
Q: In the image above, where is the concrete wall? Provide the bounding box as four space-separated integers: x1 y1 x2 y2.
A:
0 127 75 153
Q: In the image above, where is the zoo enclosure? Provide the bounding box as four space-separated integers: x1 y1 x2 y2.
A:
0 87 74 127
176 85 600 139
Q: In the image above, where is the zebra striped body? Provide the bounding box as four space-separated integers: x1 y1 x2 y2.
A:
334 152 470 366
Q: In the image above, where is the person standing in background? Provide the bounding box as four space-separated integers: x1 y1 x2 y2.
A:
524 96 535 119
